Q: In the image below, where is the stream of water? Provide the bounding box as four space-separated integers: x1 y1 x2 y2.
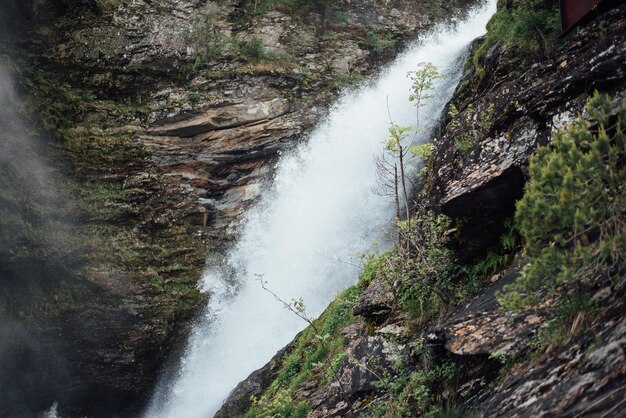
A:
146 2 496 416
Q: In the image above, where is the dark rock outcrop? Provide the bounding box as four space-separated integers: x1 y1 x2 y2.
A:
441 254 549 358
215 344 293 418
432 4 626 260
352 277 395 320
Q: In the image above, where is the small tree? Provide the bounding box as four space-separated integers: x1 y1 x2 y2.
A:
256 273 322 336
407 62 441 129
375 62 442 251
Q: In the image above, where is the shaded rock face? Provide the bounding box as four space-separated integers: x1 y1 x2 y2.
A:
352 277 395 320
480 283 626 418
431 4 626 260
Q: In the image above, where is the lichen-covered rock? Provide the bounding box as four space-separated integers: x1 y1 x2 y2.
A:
308 336 403 418
442 254 549 357
480 285 626 418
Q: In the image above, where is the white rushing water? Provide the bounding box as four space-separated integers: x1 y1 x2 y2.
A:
146 2 495 417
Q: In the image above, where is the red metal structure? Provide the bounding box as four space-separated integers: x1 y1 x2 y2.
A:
560 0 602 33
559 0 624 34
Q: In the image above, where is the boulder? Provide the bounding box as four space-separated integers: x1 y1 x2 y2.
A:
352 277 395 320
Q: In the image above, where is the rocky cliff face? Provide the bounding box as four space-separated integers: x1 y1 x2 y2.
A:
0 0 481 416
220 3 626 417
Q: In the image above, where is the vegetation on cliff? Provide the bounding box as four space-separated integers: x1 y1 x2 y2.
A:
500 92 626 329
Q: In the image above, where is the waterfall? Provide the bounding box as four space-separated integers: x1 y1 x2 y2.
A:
146 2 496 417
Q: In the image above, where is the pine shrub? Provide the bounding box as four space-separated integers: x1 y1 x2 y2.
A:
499 93 626 309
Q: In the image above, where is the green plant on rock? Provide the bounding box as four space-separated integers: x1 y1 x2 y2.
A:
395 214 456 317
448 102 494 153
499 92 626 310
244 391 308 418
473 0 561 75
246 285 361 414
371 360 462 418
375 63 442 248
364 31 396 55
185 15 279 71
361 212 456 321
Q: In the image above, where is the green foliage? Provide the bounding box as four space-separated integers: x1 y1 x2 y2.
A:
325 351 348 383
360 213 518 325
358 251 391 287
499 93 626 309
385 124 412 153
426 402 479 418
364 31 397 55
60 130 147 172
408 62 443 110
185 16 293 71
394 215 456 318
246 286 361 414
245 392 308 418
448 102 494 152
371 361 461 417
331 12 350 27
409 143 435 159
360 214 456 320
473 0 561 74
530 289 597 350
458 220 518 296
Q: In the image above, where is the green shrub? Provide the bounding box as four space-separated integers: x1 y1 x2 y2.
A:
364 31 396 55
499 92 626 309
185 16 279 70
373 361 461 418
246 286 361 414
358 250 392 287
366 214 456 319
473 0 560 74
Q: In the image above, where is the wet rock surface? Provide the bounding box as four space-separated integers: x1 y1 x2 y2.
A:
481 284 626 418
